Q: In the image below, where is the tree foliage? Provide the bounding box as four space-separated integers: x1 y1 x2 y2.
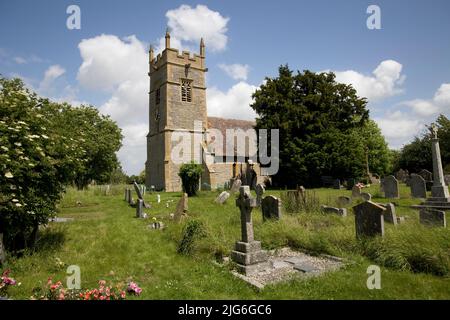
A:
178 162 203 196
0 77 122 251
251 65 390 187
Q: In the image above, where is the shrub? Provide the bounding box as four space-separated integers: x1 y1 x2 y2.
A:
177 220 207 255
178 162 203 196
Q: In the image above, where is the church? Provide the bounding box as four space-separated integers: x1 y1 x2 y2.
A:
145 31 266 191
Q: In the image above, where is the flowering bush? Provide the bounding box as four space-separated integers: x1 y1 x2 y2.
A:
31 278 139 300
0 269 18 297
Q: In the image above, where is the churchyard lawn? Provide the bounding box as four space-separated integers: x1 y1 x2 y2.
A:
3 184 450 300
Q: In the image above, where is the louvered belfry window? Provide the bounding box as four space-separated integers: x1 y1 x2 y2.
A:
155 88 160 105
181 79 192 102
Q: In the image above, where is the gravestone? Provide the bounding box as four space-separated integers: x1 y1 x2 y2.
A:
418 169 433 182
215 191 230 204
0 233 5 265
127 189 133 205
261 195 282 221
124 189 128 202
410 174 427 198
361 192 372 201
333 179 341 189
419 208 446 227
352 185 362 198
230 179 242 194
136 199 144 218
133 181 151 208
396 169 408 183
381 203 397 225
397 216 406 224
174 193 188 222
255 183 265 207
353 201 386 238
321 205 347 217
230 186 269 275
157 194 161 203
383 175 399 199
148 222 165 230
336 196 351 207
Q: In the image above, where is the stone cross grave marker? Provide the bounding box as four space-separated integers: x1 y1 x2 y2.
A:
255 183 265 207
383 175 399 199
419 208 446 227
410 174 426 198
353 201 386 238
231 186 268 275
133 181 151 208
215 191 230 204
261 195 282 221
230 179 242 194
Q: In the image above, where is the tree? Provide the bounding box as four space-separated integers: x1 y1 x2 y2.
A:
251 65 374 187
178 162 203 196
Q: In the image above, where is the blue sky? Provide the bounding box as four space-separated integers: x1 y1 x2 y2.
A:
1 0 450 174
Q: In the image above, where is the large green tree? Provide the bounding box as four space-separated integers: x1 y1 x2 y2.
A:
251 65 390 187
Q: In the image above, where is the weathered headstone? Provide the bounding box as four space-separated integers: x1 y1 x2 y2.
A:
136 199 144 218
419 208 446 227
230 186 269 275
261 196 282 221
336 196 351 207
255 183 265 207
133 181 151 208
361 192 372 202
321 205 347 217
215 191 230 204
353 201 386 238
418 169 433 182
396 169 408 183
352 184 362 198
410 174 427 198
174 193 188 222
124 189 128 202
0 233 6 265
230 179 242 194
333 179 341 189
397 216 406 224
127 189 133 205
157 194 161 203
383 175 399 199
381 203 397 225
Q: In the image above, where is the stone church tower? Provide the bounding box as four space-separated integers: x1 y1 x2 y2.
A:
145 31 208 191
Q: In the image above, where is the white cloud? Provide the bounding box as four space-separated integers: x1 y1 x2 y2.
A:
218 64 250 81
76 34 149 175
14 57 27 64
39 64 66 92
332 60 405 101
161 4 229 53
399 83 450 117
374 111 424 149
207 82 258 120
77 34 147 91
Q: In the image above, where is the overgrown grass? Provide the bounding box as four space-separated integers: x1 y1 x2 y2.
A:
2 183 450 299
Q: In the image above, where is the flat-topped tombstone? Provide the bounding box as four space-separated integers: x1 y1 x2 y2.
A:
352 184 362 198
353 201 386 238
383 175 399 199
419 208 446 227
419 169 433 182
215 191 230 204
231 186 268 275
174 193 188 222
381 203 397 225
361 192 372 201
255 183 265 207
261 195 282 221
336 196 351 207
410 174 426 198
230 179 242 194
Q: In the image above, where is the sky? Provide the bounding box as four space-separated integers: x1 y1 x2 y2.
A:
1 0 450 175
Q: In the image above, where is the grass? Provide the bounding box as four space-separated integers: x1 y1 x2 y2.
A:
2 183 450 299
